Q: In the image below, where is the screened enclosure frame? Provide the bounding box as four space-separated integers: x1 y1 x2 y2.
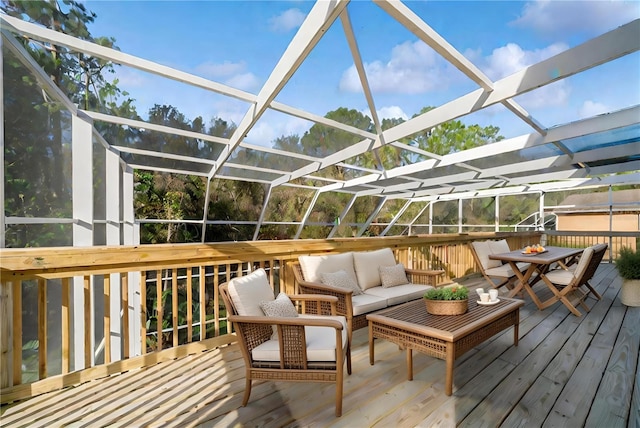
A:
1 1 639 246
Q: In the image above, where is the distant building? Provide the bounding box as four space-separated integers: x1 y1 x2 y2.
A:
552 189 639 251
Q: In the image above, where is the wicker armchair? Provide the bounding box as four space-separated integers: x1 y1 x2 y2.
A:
220 268 351 417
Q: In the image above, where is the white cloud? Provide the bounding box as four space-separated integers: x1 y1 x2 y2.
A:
479 42 571 109
511 0 640 37
482 42 568 80
377 106 408 121
269 8 306 33
578 100 611 119
224 73 260 92
113 67 146 87
194 60 260 92
195 61 246 77
245 116 310 147
339 40 457 94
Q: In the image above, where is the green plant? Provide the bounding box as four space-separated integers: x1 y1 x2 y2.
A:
424 285 469 301
616 247 640 280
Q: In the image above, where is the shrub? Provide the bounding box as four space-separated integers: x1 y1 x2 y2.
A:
424 285 469 301
616 247 640 280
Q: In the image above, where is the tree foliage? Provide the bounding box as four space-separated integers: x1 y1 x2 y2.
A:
4 2 543 246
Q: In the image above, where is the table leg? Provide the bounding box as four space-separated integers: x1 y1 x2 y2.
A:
507 262 545 309
369 322 375 365
445 345 454 396
407 349 413 381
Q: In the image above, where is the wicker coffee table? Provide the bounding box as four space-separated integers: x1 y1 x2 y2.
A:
367 297 524 395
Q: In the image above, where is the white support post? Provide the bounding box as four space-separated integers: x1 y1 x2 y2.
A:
122 165 141 356
0 45 5 249
539 191 545 231
495 196 500 232
72 113 94 370
106 150 122 361
458 199 463 233
429 203 433 234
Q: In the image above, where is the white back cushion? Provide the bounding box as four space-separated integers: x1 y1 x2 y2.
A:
227 268 274 316
573 246 594 279
353 248 397 290
472 241 501 270
489 239 511 255
299 252 357 284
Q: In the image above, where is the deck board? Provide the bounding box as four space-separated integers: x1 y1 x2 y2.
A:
1 264 637 428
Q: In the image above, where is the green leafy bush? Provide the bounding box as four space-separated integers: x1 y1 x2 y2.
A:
616 247 640 280
424 285 469 301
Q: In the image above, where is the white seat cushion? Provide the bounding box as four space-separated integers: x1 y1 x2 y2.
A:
353 248 397 290
299 252 357 284
251 314 348 362
227 268 274 316
485 264 518 278
472 241 502 269
364 283 433 306
350 293 388 316
544 269 575 286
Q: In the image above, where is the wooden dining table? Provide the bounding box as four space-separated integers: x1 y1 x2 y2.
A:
489 246 584 313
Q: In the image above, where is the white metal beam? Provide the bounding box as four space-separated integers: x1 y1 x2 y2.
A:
215 0 349 174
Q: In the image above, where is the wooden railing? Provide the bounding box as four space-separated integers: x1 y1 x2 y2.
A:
0 231 546 403
545 230 639 263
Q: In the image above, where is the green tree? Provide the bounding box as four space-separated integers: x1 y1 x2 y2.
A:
2 0 135 247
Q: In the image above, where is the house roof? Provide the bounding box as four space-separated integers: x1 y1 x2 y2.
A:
554 189 640 213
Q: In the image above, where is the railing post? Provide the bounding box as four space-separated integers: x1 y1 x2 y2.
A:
0 281 12 388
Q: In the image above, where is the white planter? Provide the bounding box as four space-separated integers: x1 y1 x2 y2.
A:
620 279 640 307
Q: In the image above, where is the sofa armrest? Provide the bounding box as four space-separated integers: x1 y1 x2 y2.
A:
404 268 445 286
290 293 338 316
296 279 354 319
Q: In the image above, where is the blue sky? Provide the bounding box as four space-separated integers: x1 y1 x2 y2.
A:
84 0 640 145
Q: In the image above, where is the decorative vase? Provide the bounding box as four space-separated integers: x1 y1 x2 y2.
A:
424 298 468 315
620 279 640 307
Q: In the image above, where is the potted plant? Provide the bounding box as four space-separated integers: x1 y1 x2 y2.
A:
616 246 640 307
423 285 469 315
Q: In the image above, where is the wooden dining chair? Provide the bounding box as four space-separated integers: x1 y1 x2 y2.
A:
469 240 530 290
219 268 351 417
543 243 607 316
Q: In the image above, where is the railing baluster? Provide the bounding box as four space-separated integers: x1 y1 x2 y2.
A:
104 275 111 364
61 278 70 374
187 268 193 343
156 270 162 351
12 281 22 386
199 265 205 341
214 265 221 336
121 273 129 359
172 269 178 347
83 275 91 369
140 271 147 354
38 278 47 379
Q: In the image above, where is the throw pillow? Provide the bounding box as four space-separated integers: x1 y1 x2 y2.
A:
320 270 363 295
260 292 299 340
260 292 299 318
379 263 409 288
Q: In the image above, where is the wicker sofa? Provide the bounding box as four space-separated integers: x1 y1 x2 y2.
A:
291 248 445 342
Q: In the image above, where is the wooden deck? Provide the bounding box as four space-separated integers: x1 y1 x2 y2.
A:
2 264 638 427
